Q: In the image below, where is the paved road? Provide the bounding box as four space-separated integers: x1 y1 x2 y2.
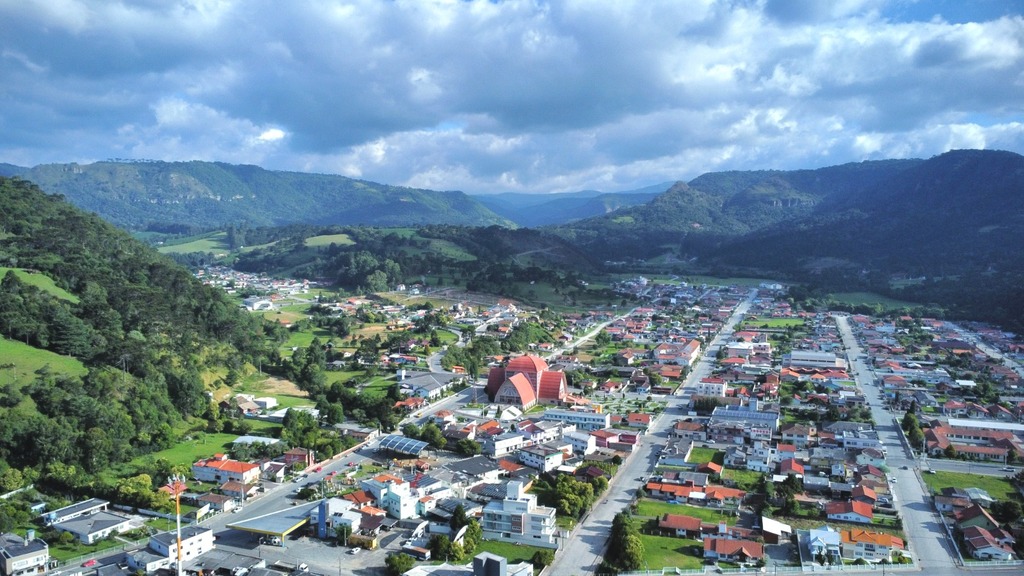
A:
547 290 758 576
836 315 962 573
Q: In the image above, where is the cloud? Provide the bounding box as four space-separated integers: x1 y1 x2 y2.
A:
0 0 1021 193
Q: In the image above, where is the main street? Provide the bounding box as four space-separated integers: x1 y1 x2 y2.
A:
835 315 1023 576
547 290 758 576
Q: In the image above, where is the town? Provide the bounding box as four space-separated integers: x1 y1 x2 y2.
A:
2 274 1023 576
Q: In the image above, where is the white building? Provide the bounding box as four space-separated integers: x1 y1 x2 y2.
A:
149 526 215 565
481 482 558 549
785 351 846 370
519 444 566 473
695 379 728 397
191 454 261 485
563 430 597 455
485 432 528 458
0 532 48 576
541 409 610 431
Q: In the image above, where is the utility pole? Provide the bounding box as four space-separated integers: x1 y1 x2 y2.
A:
165 475 187 576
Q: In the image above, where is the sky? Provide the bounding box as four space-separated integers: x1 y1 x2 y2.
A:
1 0 1022 194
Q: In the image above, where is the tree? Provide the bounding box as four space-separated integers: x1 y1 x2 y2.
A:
450 504 469 532
335 524 352 546
991 500 1022 523
530 549 555 568
385 553 415 576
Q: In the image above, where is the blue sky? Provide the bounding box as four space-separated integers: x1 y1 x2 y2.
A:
1 0 1022 194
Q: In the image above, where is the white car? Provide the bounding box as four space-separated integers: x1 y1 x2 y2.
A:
349 547 362 555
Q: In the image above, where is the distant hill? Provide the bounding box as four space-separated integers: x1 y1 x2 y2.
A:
473 183 670 226
549 149 1023 329
4 160 513 231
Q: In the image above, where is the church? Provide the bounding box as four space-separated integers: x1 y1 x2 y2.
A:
485 354 568 410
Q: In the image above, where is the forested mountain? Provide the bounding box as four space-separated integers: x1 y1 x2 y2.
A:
550 158 922 258
473 183 669 227
3 161 513 231
0 176 278 477
706 149 1024 329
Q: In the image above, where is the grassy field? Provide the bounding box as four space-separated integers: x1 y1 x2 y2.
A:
921 470 1020 501
304 233 355 247
0 267 79 302
686 447 720 465
0 337 88 386
721 468 763 491
473 540 548 564
157 232 230 254
828 292 919 309
635 534 704 570
740 318 805 329
635 500 737 525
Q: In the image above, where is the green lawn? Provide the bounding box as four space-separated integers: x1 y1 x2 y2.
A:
0 337 88 387
921 470 1020 501
686 447 720 465
304 233 355 247
128 432 243 470
635 534 704 570
473 540 548 564
740 318 805 329
635 500 737 525
721 468 763 491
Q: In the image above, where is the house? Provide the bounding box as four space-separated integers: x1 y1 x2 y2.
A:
703 536 764 562
220 480 258 502
840 529 904 562
0 532 48 576
851 485 877 506
961 526 1016 560
192 454 262 484
42 498 109 525
625 413 653 430
805 526 842 563
52 510 133 544
671 420 707 441
778 458 804 477
825 501 873 524
480 481 558 549
705 486 746 508
659 514 703 538
197 493 236 513
955 504 998 530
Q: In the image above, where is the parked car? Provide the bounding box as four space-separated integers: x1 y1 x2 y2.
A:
349 547 362 555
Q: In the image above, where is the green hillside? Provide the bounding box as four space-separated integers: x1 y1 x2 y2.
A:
0 337 88 387
8 160 513 231
0 267 79 303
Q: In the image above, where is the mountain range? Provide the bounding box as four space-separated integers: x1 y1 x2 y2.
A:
0 161 514 231
4 150 1023 329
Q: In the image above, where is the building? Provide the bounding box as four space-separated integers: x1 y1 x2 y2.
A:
784 351 846 370
519 444 565 473
840 529 904 562
541 409 610 432
52 510 133 544
403 552 533 576
191 454 261 484
480 481 558 548
42 498 108 525
148 526 215 566
703 536 764 563
0 532 48 576
805 526 841 564
484 432 528 458
961 526 1017 560
825 501 873 524
486 355 568 408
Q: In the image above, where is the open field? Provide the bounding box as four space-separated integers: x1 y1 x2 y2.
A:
304 233 355 247
721 468 763 491
635 534 704 570
0 337 88 386
828 292 919 309
740 318 806 328
157 232 230 254
921 469 1019 501
0 267 79 302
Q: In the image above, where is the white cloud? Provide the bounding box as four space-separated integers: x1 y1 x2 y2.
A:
0 1 1021 193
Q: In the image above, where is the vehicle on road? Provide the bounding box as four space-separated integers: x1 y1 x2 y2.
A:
1002 466 1015 471
349 547 362 555
314 466 323 472
83 560 98 568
